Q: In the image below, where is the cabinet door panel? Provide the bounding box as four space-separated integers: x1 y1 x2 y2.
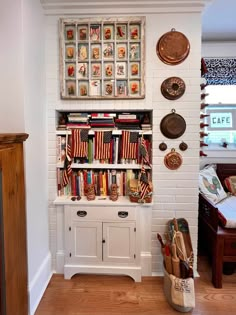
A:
71 221 102 263
103 222 135 263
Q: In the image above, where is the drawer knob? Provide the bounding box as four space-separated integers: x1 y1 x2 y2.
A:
77 210 87 217
118 211 128 218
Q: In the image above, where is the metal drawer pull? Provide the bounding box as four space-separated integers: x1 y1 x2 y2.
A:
77 210 87 217
118 211 128 218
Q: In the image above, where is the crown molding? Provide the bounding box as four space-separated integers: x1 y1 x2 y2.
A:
40 0 213 15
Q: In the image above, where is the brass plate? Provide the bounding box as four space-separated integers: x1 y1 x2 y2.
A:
156 29 190 65
161 77 186 100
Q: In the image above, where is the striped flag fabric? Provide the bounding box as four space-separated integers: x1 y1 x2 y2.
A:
139 137 151 166
62 143 72 187
71 129 89 158
140 165 151 200
121 131 139 159
94 131 112 160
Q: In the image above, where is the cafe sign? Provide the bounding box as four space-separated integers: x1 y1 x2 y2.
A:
210 112 232 128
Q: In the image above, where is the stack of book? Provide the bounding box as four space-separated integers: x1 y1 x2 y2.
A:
115 113 140 130
67 113 91 129
90 113 116 129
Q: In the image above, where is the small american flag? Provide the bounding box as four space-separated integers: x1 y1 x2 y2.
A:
62 143 72 187
121 131 139 159
94 131 112 160
140 165 151 200
139 137 151 166
71 129 89 158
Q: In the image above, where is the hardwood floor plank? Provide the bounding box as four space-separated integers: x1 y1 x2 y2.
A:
35 256 236 315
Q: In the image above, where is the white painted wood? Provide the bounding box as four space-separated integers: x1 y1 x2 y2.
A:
103 222 136 263
63 205 144 281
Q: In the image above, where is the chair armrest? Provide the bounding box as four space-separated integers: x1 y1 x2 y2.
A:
199 193 219 232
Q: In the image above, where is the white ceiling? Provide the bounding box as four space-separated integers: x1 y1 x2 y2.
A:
202 0 236 41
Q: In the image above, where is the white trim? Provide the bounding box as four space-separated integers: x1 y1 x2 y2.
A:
28 252 52 315
40 0 210 15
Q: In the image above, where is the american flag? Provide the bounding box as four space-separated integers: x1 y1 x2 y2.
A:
139 137 151 166
121 131 139 159
94 131 112 160
140 165 151 200
62 143 72 187
71 129 89 158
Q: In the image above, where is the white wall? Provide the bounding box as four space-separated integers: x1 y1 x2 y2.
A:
45 7 202 275
0 0 25 131
0 1 51 315
22 1 51 314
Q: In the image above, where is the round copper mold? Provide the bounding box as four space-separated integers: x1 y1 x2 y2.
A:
159 142 167 151
156 29 190 65
179 142 188 151
164 148 183 170
161 77 186 100
160 109 186 139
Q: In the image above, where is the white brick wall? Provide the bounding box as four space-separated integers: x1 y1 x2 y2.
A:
46 12 201 274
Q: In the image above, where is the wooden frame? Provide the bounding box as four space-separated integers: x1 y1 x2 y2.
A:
59 17 145 99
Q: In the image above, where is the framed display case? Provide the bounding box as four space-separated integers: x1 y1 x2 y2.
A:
59 17 145 99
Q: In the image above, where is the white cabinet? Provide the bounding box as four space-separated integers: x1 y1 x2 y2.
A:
64 204 142 281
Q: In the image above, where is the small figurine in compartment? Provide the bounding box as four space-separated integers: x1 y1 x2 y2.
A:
90 25 100 41
103 43 113 58
78 44 88 60
78 63 87 78
78 26 87 40
66 28 74 40
130 25 139 39
67 64 75 77
66 81 76 96
103 26 113 40
66 46 74 59
116 25 126 39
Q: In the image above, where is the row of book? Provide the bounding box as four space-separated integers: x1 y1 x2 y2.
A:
57 112 151 130
57 168 152 197
56 135 152 165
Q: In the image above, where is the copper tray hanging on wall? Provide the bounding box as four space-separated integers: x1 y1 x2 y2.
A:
160 109 186 139
164 148 183 170
161 77 186 100
156 29 190 65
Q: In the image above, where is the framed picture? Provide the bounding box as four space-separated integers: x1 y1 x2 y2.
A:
59 17 145 99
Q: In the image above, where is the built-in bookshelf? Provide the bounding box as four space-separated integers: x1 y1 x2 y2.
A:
55 110 152 203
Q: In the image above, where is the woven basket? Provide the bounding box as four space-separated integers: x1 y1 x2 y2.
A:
163 267 194 313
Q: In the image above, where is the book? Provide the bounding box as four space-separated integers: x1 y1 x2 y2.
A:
118 114 137 119
91 113 116 118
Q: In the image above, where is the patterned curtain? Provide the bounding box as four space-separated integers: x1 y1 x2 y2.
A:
202 58 236 85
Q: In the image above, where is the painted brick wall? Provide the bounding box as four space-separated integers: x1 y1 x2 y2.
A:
46 12 201 274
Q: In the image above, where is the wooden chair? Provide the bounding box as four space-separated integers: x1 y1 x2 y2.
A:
198 163 236 288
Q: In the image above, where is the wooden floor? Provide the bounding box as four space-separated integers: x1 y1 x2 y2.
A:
35 256 236 315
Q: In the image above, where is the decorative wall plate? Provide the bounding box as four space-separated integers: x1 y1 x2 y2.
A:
160 109 186 139
164 148 183 170
156 29 190 65
161 77 186 100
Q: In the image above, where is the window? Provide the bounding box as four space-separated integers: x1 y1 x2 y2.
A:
203 85 236 146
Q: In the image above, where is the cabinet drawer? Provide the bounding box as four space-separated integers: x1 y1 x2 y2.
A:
65 205 136 221
224 238 236 256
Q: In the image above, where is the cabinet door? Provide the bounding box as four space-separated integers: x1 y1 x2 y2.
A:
103 222 136 263
70 221 102 264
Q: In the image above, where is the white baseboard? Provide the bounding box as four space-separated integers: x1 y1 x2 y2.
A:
28 252 52 315
141 251 152 276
